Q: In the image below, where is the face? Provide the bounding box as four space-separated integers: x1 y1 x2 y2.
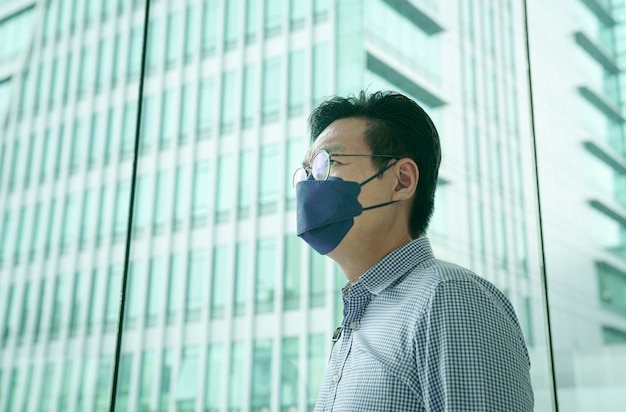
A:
302 117 398 255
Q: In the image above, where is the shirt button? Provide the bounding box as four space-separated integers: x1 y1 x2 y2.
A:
332 374 340 383
349 321 358 330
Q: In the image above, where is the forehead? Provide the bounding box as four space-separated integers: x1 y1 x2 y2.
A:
303 118 370 165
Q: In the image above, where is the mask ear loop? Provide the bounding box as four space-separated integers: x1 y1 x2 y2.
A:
358 159 399 212
358 159 399 186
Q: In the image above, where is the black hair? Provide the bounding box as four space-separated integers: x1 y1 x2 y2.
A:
308 90 441 238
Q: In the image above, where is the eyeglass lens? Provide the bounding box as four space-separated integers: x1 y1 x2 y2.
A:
292 168 308 187
311 150 329 181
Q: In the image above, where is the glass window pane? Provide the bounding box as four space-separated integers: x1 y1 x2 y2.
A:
113 180 131 241
242 64 257 127
128 27 142 79
216 155 235 222
259 144 279 214
205 343 225 409
44 198 59 257
288 50 305 116
186 250 207 321
121 100 138 157
87 268 105 335
49 275 67 340
307 334 325 408
284 235 301 310
262 57 281 123
220 70 237 134
179 84 194 141
58 361 77 411
224 0 239 49
238 150 253 219
60 194 78 250
140 95 157 152
228 341 245 408
138 350 155 411
167 254 183 324
256 237 276 313
252 339 273 410
286 138 307 208
154 170 172 233
310 251 326 308
202 1 218 56
166 11 181 68
78 45 95 97
0 210 13 265
184 4 198 60
1 285 15 347
114 354 133 410
146 257 165 326
69 271 85 336
173 165 190 229
312 43 329 105
234 242 249 316
175 346 199 409
265 0 282 37
104 264 122 332
69 117 86 173
211 245 229 318
124 261 145 329
161 89 176 148
159 349 174 410
96 184 113 245
17 281 32 343
192 160 211 227
132 175 151 236
146 19 163 73
290 0 306 29
198 77 215 137
94 355 113 410
281 337 298 409
14 206 28 263
314 0 329 22
245 0 257 43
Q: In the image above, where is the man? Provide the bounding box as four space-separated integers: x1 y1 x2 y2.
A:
293 91 534 411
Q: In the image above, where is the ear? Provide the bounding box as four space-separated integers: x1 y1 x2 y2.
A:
391 158 419 201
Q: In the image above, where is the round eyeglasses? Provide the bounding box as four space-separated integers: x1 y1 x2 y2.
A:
292 150 397 187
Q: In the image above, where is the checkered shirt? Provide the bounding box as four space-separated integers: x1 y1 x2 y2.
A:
314 237 534 411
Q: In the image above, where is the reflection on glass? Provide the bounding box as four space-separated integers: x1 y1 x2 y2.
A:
307 334 325 409
176 346 198 411
284 235 301 310
310 251 326 308
186 251 207 322
251 339 272 411
256 238 276 313
281 337 299 411
206 342 225 410
262 57 281 123
138 350 154 411
159 348 174 410
229 341 245 409
146 257 165 326
234 242 250 316
211 245 229 318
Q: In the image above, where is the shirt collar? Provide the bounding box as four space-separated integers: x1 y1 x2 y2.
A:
356 237 435 296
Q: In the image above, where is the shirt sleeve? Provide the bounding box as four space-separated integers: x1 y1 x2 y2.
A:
415 279 534 411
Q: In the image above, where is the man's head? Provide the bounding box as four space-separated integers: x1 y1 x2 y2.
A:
307 90 441 239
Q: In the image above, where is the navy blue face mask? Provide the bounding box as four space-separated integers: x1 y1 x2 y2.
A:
295 163 397 255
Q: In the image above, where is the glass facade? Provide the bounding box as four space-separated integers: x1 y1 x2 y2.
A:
0 0 625 411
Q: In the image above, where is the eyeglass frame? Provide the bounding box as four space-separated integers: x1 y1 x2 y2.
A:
292 150 398 187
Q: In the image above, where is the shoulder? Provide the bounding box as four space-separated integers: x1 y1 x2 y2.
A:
398 259 525 347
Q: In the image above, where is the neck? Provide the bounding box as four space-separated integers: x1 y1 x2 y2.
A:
330 233 412 284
